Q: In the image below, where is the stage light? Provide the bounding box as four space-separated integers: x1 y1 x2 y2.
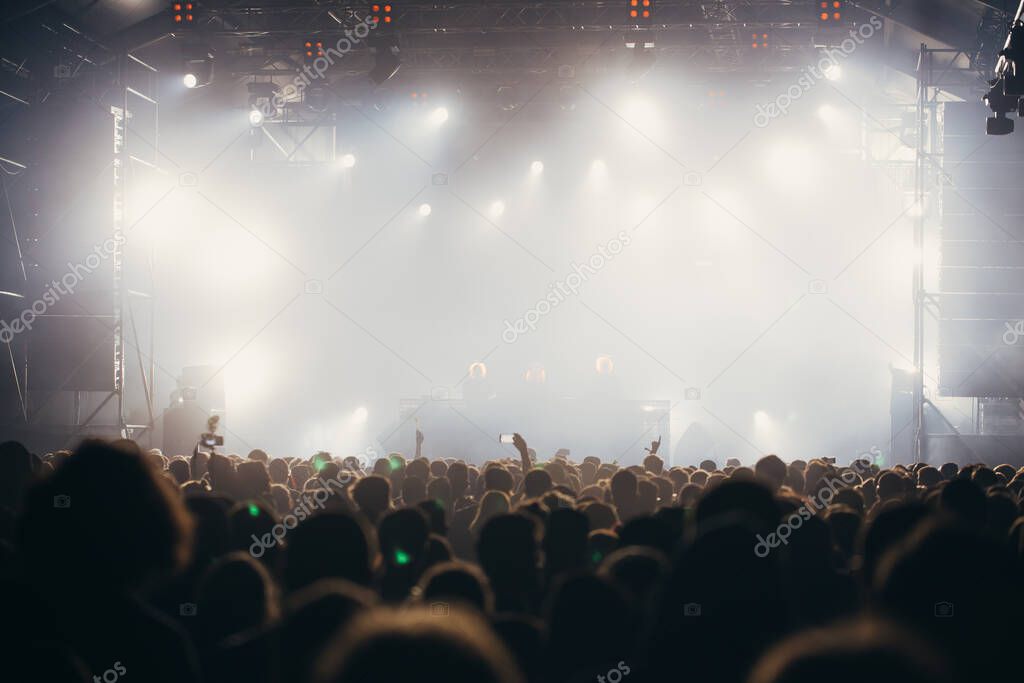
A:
468 361 488 379
525 366 547 384
590 159 607 176
751 32 768 49
248 109 264 127
818 1 843 22
823 63 841 81
595 355 614 375
182 50 213 88
339 153 356 168
489 200 506 218
530 160 544 174
418 203 432 217
817 103 838 122
303 39 325 65
622 95 660 128
352 406 369 424
248 81 280 121
754 410 776 440
628 0 654 24
371 3 394 26
706 89 727 110
171 2 196 25
429 106 449 125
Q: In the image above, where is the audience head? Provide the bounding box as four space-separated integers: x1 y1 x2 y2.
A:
10 433 1019 683
418 560 494 614
522 468 553 499
352 475 392 524
19 438 192 591
755 454 787 490
316 606 523 683
197 551 278 644
642 453 664 475
285 511 376 591
749 618 950 683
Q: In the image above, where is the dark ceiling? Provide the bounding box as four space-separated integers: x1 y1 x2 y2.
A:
0 0 1016 105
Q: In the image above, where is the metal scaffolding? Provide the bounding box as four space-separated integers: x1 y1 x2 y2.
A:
911 44 987 461
72 54 159 441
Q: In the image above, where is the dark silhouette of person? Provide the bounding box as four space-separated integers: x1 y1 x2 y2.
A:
13 439 200 683
285 511 377 593
316 606 524 683
477 513 542 614
749 618 951 683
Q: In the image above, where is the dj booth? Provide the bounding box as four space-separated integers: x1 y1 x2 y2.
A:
380 396 671 466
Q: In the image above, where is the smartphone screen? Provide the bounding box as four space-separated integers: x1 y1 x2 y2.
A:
499 433 515 444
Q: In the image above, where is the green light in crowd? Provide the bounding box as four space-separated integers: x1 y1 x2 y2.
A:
591 552 603 564
394 549 411 565
389 456 401 472
248 503 259 517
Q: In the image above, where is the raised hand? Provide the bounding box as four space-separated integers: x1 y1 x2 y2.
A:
512 433 532 471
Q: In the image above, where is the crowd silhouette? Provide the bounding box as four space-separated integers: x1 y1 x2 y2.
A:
0 432 1022 683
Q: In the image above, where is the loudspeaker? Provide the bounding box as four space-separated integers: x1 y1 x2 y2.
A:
939 102 1024 397
161 400 211 458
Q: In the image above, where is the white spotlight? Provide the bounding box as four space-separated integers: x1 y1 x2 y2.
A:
623 96 659 125
352 406 369 424
183 73 198 89
430 107 449 125
248 109 264 127
817 104 837 123
489 200 506 218
418 203 432 217
339 153 356 169
823 63 841 81
530 160 544 175
590 159 607 175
